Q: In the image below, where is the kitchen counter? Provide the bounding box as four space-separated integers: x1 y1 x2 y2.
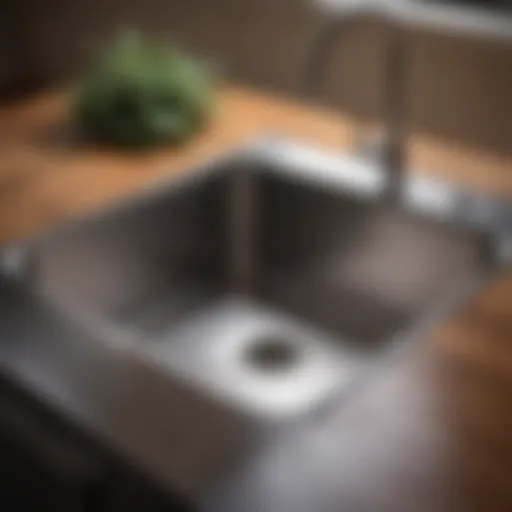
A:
0 85 511 511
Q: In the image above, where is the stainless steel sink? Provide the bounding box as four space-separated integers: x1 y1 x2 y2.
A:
4 139 506 426
1 139 509 501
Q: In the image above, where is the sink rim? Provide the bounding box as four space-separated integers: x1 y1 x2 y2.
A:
1 136 510 257
0 137 509 412
1 137 509 373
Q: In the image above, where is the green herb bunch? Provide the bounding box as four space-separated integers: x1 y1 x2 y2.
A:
74 32 215 147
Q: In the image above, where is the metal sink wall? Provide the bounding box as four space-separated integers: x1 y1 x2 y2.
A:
9 140 496 423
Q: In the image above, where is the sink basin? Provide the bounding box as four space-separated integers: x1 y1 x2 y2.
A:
1 139 509 501
6 139 502 424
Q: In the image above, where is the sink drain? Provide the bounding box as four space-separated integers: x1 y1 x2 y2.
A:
243 335 301 373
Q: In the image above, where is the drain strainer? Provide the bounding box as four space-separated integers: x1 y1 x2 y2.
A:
242 335 302 373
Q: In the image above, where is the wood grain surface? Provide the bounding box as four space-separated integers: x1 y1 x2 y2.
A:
0 85 511 511
0 86 358 243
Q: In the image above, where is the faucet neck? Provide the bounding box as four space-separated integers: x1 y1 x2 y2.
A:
383 26 409 202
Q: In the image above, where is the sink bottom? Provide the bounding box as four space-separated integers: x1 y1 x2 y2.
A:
142 297 356 420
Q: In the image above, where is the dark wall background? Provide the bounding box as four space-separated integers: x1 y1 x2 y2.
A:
3 0 512 160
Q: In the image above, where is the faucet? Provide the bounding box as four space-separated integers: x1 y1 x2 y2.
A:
303 15 409 202
303 3 512 265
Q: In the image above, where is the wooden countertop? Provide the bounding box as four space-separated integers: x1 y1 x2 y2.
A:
0 85 359 243
0 85 511 511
